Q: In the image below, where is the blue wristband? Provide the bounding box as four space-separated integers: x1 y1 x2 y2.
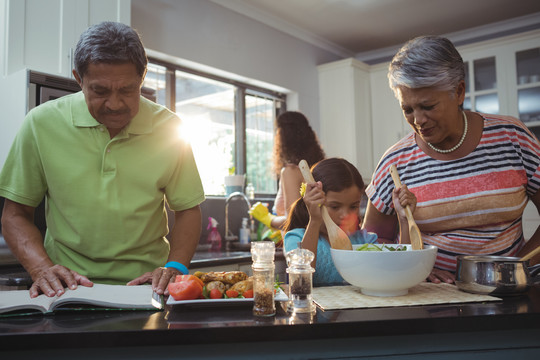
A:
164 261 189 275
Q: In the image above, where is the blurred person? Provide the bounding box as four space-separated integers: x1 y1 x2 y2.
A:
250 111 325 236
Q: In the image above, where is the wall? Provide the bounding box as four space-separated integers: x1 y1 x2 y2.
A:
130 0 342 136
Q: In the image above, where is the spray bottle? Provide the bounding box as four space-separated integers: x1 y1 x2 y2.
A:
207 217 222 251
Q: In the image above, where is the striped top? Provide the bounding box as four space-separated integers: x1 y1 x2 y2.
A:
365 113 540 272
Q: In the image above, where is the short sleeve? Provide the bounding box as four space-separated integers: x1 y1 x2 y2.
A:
283 228 305 253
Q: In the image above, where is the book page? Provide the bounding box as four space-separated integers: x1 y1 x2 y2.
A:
0 290 56 314
51 283 161 310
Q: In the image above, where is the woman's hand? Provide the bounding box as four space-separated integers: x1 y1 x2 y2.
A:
427 268 455 284
29 264 94 298
392 184 418 245
392 184 417 221
127 267 181 296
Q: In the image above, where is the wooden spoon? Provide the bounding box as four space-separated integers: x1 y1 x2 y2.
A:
520 246 540 262
389 164 423 250
298 160 353 250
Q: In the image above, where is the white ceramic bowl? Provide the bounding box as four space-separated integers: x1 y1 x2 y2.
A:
330 244 437 297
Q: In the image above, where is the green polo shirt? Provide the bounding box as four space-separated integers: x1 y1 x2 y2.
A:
0 92 205 284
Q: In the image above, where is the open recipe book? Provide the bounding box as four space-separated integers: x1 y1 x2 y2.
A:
0 283 163 317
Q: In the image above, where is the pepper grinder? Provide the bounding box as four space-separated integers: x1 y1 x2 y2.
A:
251 241 276 317
286 248 315 313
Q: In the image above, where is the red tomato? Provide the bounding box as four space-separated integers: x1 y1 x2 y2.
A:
225 289 239 298
168 280 203 301
175 274 205 288
209 288 223 299
242 289 254 298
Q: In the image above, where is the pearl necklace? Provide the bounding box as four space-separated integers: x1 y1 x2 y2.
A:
427 111 468 154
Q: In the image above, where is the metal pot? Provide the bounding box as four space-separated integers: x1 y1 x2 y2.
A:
455 255 540 296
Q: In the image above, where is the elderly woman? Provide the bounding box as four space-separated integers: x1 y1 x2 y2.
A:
362 35 540 284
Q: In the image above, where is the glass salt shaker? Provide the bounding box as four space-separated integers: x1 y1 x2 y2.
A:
251 241 276 317
286 248 315 313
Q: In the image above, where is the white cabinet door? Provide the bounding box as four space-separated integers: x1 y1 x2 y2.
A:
22 0 80 77
3 0 130 78
369 63 407 173
458 29 540 121
317 58 374 179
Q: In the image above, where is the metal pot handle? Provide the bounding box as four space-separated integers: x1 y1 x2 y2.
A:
529 264 540 284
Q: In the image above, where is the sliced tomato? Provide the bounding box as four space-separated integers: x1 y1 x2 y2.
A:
174 274 205 288
225 289 239 298
209 288 223 299
242 289 254 298
168 280 203 301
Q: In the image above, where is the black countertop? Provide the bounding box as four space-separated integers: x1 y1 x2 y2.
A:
1 285 540 357
2 246 539 358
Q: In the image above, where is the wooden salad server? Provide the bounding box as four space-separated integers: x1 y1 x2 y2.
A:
298 160 353 250
389 164 424 250
520 245 540 262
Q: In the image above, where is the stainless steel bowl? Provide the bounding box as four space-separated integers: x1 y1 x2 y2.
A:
455 255 540 296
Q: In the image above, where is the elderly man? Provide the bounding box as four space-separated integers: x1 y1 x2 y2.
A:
0 22 205 298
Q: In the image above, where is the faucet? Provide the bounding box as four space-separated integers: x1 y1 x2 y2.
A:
225 191 252 248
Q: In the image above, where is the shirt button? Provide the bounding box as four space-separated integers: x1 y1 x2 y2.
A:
107 149 111 153
99 127 105 132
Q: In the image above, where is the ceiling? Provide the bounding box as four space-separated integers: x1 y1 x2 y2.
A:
212 0 540 62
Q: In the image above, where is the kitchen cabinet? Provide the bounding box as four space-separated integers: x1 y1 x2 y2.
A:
368 62 407 173
317 57 406 181
1 0 131 78
459 28 540 134
317 58 374 180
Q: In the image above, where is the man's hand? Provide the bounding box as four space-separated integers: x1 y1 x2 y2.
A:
127 266 181 296
29 264 94 298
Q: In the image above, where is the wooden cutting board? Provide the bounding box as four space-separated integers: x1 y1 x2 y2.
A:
312 283 501 311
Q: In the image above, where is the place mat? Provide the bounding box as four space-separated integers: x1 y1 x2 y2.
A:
312 282 501 311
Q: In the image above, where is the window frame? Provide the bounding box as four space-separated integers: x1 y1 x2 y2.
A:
147 57 287 194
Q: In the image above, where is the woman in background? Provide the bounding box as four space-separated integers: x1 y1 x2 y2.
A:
250 111 325 231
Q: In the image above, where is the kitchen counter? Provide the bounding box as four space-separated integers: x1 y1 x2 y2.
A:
1 285 539 358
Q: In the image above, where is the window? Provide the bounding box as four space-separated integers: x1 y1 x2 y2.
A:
143 61 286 196
463 57 499 114
245 93 280 194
